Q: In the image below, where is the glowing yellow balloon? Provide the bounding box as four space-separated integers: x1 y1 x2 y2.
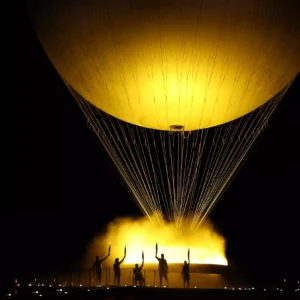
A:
27 0 300 130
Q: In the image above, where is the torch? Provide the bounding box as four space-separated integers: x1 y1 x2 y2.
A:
108 244 111 254
142 251 144 261
155 243 158 255
124 246 127 255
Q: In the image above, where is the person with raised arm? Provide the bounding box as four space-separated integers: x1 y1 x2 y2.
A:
181 248 190 288
93 245 110 286
133 251 145 286
113 246 126 286
155 243 168 287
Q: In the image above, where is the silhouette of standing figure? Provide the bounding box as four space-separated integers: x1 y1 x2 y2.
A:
113 246 126 286
93 245 110 286
133 252 145 286
181 260 190 288
155 244 168 288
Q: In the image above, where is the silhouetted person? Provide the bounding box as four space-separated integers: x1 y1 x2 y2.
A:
133 259 145 286
181 260 190 288
155 253 168 287
93 249 110 286
113 247 126 286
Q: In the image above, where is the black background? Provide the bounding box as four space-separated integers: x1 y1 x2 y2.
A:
3 1 300 293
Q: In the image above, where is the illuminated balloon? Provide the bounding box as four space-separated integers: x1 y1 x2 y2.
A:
27 1 300 228
27 0 300 131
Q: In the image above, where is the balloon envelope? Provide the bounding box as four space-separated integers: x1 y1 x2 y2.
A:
27 0 300 130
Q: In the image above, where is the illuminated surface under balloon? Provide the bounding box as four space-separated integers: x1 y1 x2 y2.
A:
27 0 300 130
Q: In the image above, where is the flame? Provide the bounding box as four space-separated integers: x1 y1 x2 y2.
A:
83 214 227 267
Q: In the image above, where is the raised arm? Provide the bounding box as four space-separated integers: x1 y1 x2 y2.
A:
119 253 126 264
100 252 110 262
140 260 144 269
120 246 126 264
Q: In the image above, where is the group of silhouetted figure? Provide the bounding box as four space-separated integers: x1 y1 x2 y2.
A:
93 244 191 288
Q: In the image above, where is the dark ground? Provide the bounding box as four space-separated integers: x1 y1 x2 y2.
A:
2 286 300 300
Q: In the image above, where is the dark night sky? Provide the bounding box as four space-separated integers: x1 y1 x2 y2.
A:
3 2 300 290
